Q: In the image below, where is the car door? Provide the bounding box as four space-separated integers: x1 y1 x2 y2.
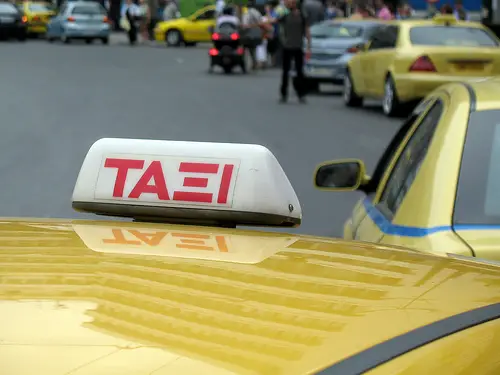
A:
186 8 215 42
362 25 399 97
352 97 443 243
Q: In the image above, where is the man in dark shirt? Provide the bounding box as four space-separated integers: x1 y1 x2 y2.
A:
275 0 311 103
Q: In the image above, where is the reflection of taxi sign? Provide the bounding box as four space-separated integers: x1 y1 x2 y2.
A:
72 138 302 227
73 224 297 264
432 14 457 25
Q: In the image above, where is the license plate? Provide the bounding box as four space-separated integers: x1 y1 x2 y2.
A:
307 67 333 77
455 63 485 71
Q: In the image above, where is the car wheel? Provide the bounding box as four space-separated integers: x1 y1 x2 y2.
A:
343 71 363 107
101 37 109 45
61 33 70 44
165 29 182 47
85 38 92 44
382 76 401 117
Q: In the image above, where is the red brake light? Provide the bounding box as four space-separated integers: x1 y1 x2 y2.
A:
67 16 75 22
103 16 109 23
230 32 239 40
212 32 220 40
237 47 244 55
347 46 360 53
209 48 219 56
410 55 437 72
33 15 40 21
21 15 27 23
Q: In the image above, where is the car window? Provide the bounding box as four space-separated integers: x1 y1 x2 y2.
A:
0 2 19 13
71 4 105 15
364 99 434 195
310 22 364 38
29 2 54 12
410 26 499 47
196 9 215 20
368 25 398 50
378 100 444 216
454 109 500 225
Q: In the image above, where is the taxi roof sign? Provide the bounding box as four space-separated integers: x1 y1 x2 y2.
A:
432 14 458 25
72 138 302 228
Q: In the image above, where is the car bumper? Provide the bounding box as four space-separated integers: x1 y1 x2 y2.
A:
211 51 244 66
0 24 26 36
64 25 110 38
394 73 494 102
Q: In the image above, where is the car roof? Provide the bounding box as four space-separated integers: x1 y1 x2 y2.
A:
392 19 486 29
3 218 500 374
437 78 500 112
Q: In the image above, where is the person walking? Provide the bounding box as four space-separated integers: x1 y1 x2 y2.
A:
123 0 141 45
274 0 311 103
242 0 264 70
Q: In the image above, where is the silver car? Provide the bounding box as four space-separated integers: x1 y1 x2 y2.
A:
304 20 380 92
46 1 110 44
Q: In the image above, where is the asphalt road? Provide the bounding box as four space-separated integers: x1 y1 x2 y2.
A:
0 37 401 237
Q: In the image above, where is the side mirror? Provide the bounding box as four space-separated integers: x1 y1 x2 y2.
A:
314 159 366 191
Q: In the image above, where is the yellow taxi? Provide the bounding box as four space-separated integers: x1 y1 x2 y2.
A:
3 137 500 374
316 77 500 262
343 15 500 117
17 0 55 35
154 5 216 47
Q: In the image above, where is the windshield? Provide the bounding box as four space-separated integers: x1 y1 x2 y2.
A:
72 4 105 15
310 23 364 39
28 3 54 12
0 3 18 14
455 110 500 226
410 26 499 47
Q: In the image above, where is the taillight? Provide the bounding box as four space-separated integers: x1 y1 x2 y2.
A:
21 15 27 23
212 33 220 40
409 55 437 72
103 16 109 23
230 32 239 40
67 16 75 22
33 15 40 21
347 45 361 53
237 47 244 55
209 48 219 56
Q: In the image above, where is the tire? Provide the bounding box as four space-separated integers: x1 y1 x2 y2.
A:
85 38 92 44
382 75 402 117
17 31 27 42
343 70 363 107
101 37 109 44
165 29 182 47
304 80 320 94
61 33 70 44
240 62 247 74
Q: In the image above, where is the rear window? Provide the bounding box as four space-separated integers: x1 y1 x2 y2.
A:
0 3 19 13
410 26 498 47
72 4 105 15
29 3 54 12
310 22 364 38
455 110 500 225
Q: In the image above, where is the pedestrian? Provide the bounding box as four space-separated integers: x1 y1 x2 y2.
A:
375 0 393 20
242 0 264 70
216 5 239 27
425 0 440 18
138 0 150 43
440 4 453 15
454 0 469 20
163 0 179 20
302 0 325 26
273 0 311 103
266 1 281 67
123 0 141 45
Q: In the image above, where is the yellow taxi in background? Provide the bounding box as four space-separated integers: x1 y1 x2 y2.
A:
17 0 55 35
316 77 500 262
344 15 500 117
4 137 500 374
154 5 216 47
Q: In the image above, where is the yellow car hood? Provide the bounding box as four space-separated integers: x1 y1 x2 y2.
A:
2 219 500 375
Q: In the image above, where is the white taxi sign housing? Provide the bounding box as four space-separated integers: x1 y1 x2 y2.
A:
72 138 302 227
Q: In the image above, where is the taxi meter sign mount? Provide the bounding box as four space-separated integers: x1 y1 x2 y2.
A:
72 138 302 228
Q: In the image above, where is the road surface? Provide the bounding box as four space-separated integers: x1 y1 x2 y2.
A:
0 38 401 237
